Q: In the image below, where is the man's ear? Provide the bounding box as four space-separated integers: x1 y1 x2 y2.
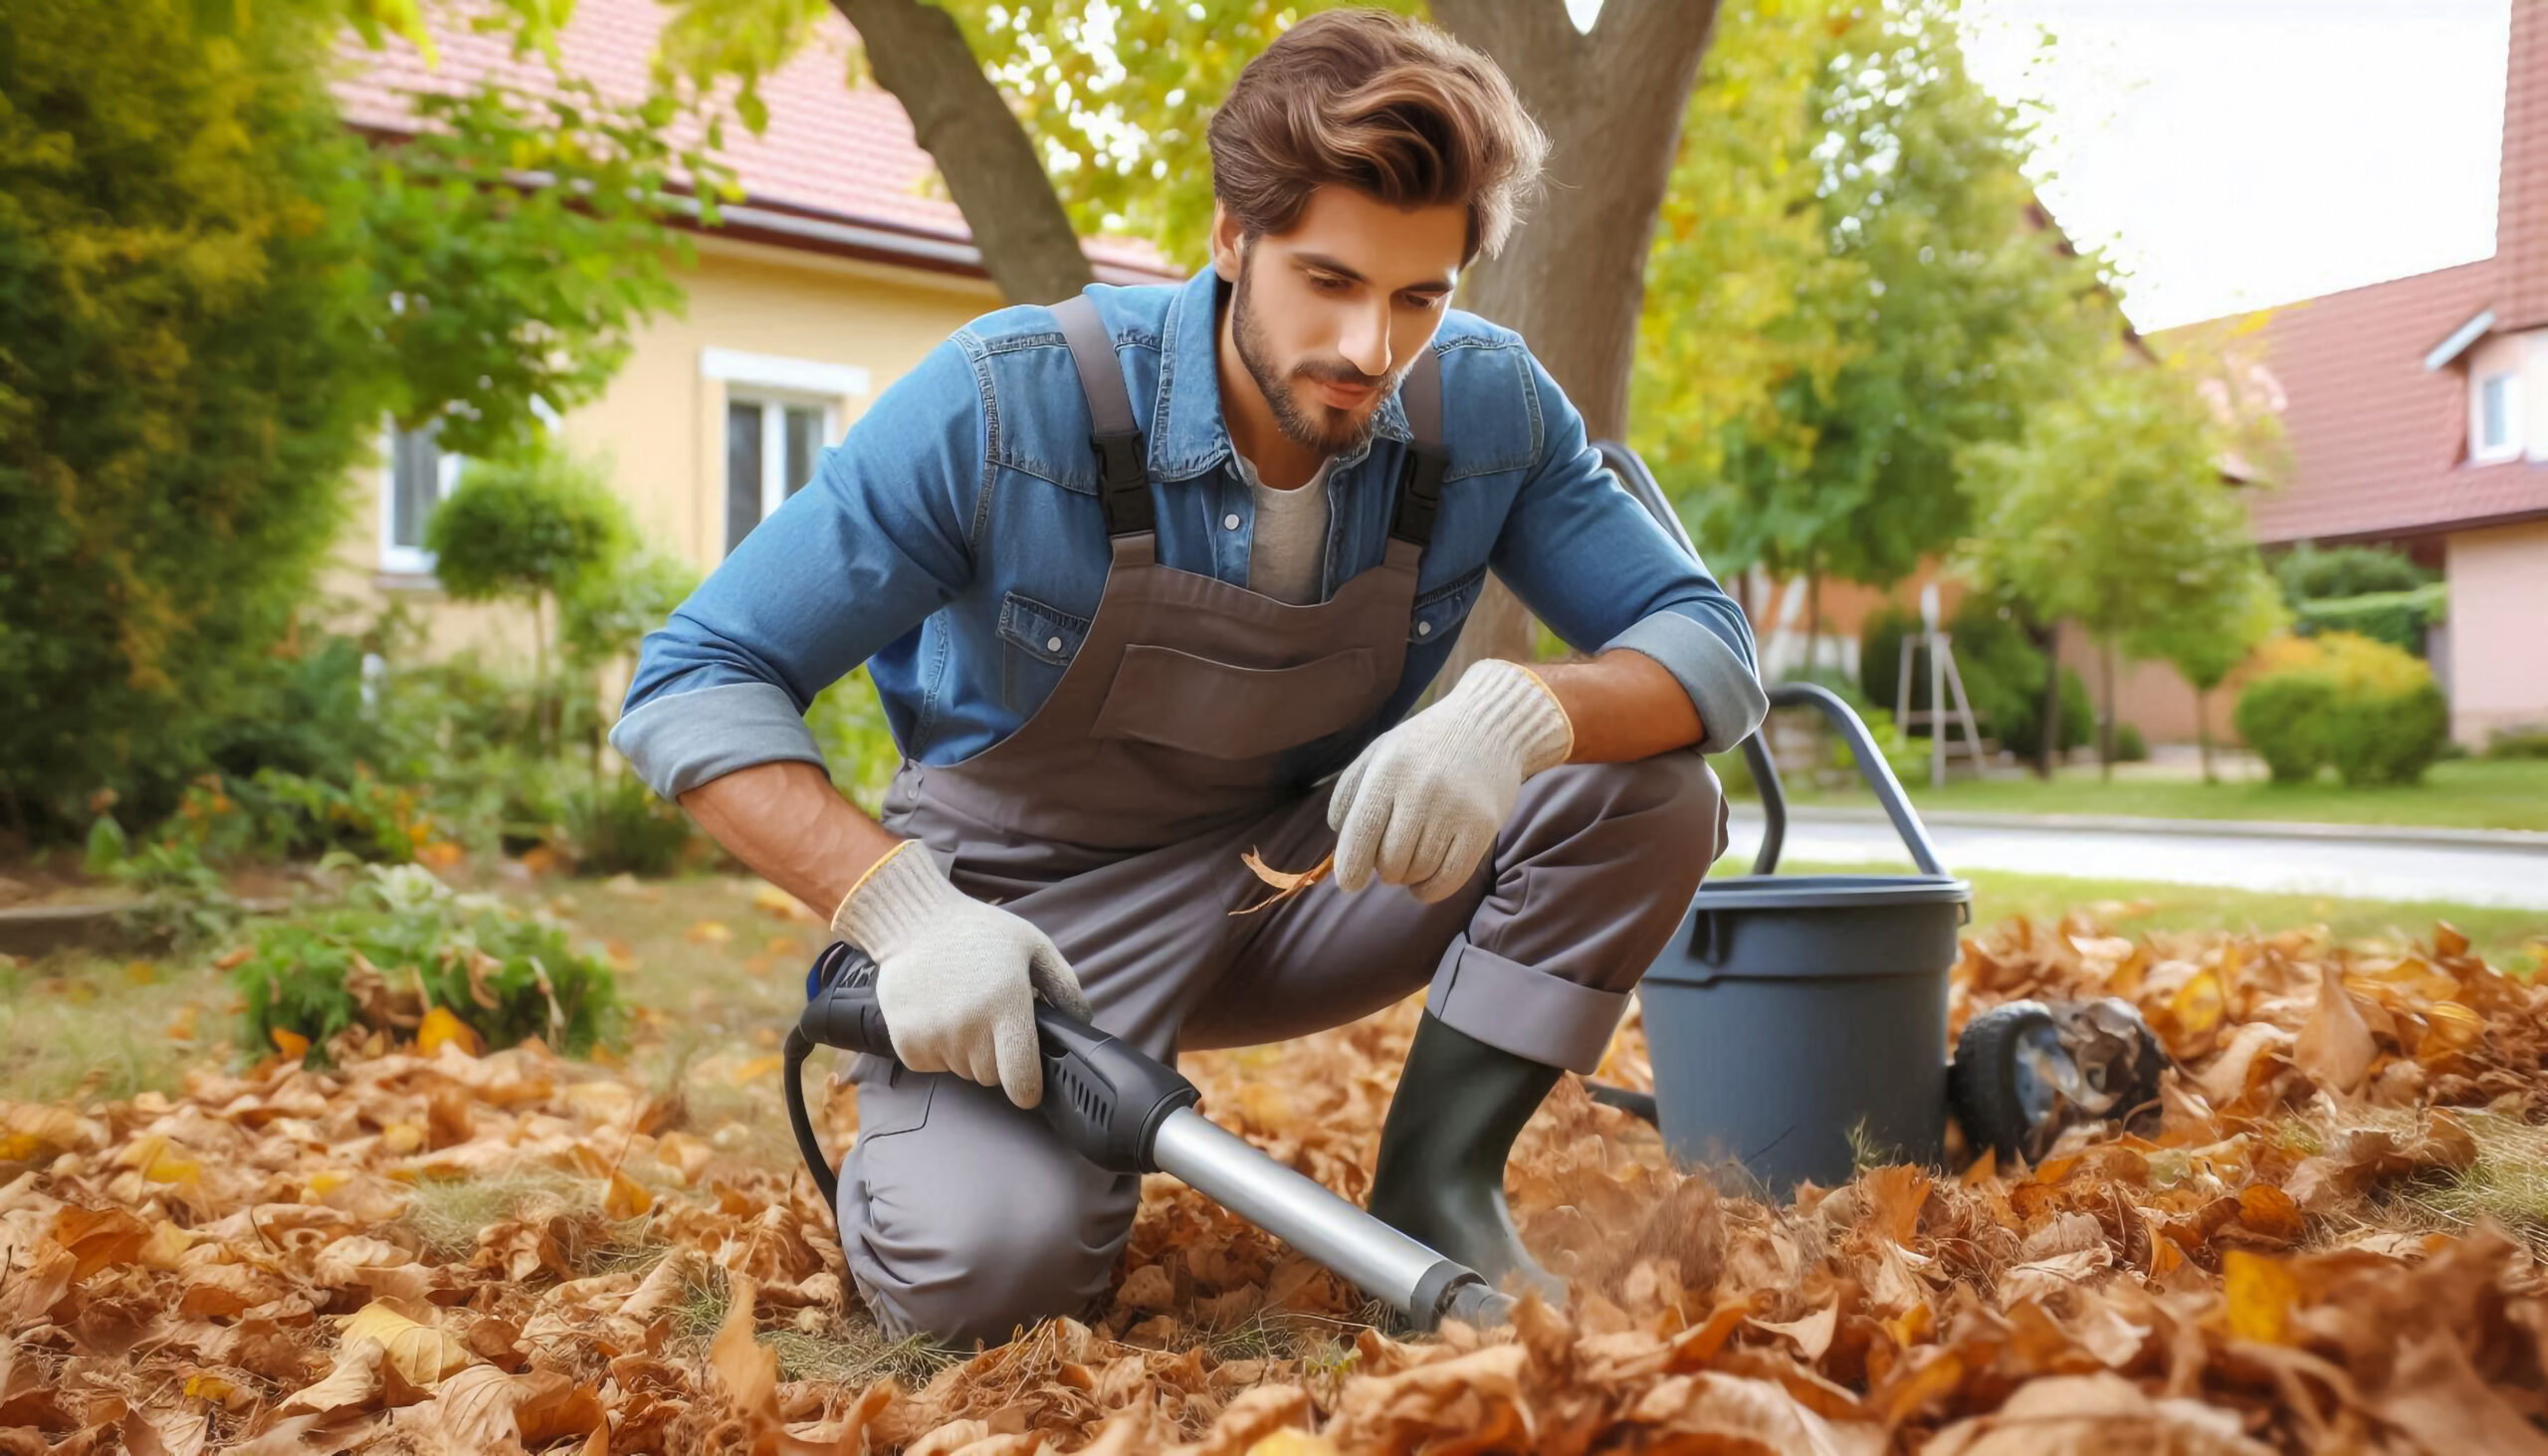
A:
1209 203 1245 283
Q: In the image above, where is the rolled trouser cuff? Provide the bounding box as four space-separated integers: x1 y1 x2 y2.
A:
1424 936 1630 1074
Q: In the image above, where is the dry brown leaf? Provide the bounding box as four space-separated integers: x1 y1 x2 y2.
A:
2295 960 2377 1095
342 1300 472 1388
1231 849 1333 917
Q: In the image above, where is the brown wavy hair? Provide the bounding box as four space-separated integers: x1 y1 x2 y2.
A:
1207 9 1549 263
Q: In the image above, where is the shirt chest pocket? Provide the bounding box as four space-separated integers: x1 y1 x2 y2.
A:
1409 564 1488 646
997 590 1093 716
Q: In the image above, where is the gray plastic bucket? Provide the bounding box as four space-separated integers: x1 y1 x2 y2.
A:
1589 445 1975 1193
1637 679 1973 1195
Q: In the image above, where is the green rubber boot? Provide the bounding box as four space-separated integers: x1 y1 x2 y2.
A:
1366 1012 1569 1306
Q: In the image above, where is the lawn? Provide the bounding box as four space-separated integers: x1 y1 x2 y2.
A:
1780 858 2548 974
1777 753 2548 833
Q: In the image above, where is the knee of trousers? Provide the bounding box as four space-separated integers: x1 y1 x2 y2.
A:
834 1077 1135 1348
1517 752 1727 903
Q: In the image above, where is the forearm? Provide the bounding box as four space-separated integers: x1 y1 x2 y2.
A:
1534 648 1705 763
677 760 905 920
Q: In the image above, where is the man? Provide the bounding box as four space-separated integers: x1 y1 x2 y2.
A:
613 9 1766 1348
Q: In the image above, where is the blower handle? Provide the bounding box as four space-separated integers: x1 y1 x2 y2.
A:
785 941 1200 1209
1588 439 1949 884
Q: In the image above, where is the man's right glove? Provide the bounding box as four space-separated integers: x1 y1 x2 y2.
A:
829 841 1092 1110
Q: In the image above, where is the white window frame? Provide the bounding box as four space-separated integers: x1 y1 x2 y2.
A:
723 391 841 553
704 347 867 556
377 400 563 578
378 418 464 576
2474 368 2523 464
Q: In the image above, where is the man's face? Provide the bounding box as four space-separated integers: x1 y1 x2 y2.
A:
1213 187 1467 456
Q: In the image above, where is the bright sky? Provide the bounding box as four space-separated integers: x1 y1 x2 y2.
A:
1959 0 2511 331
1564 0 2512 333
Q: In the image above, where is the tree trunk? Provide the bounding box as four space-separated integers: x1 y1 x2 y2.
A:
832 0 1097 305
2097 638 2117 783
1804 564 1823 678
2196 685 2216 784
1431 0 1724 674
2033 621 2061 781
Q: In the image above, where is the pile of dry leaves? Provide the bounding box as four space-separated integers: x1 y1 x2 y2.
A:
5 909 2548 1454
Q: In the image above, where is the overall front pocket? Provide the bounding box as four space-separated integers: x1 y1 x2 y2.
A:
1088 645 1379 759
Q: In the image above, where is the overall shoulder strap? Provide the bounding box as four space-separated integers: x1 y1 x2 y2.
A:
1390 344 1447 547
1050 295 1156 536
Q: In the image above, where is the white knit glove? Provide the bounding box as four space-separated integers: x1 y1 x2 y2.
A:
829 842 1092 1110
1328 658 1575 903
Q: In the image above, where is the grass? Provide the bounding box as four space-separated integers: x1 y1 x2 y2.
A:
1778 859 2548 974
0 947 234 1104
1780 754 2548 833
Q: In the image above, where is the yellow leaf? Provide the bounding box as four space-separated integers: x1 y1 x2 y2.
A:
2169 971 2225 1038
307 1169 353 1197
184 1372 238 1404
0 1132 44 1164
141 1219 195 1271
603 1169 654 1219
418 1006 482 1058
344 1300 473 1388
728 1053 784 1086
2223 1250 2296 1344
380 1124 425 1155
1246 1433 1341 1456
126 960 158 985
688 920 735 944
271 1026 312 1060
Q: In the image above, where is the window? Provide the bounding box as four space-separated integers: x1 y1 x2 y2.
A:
2475 370 2522 462
724 396 833 554
380 418 462 574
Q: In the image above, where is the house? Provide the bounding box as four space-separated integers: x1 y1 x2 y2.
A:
324 0 1176 658
2142 0 2548 749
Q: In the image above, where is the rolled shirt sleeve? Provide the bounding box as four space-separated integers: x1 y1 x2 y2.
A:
1489 353 1767 755
609 336 987 800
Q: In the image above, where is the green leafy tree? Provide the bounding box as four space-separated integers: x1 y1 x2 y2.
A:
2128 560 2286 784
425 446 631 747
1959 357 2264 781
0 0 714 838
1636 0 2114 677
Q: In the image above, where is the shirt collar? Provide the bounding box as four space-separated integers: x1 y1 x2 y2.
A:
1152 266 1413 482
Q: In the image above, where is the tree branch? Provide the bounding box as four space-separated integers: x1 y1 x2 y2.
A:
831 0 1095 304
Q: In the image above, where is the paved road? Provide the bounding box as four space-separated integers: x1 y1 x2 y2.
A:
1719 807 2548 911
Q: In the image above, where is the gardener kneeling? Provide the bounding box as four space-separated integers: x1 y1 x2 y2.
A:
612 11 1766 1349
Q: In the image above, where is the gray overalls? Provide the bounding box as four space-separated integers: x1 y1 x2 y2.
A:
836 297 1728 1346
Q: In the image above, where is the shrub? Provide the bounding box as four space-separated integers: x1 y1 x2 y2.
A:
807 669 906 817
2233 632 2449 786
232 865 620 1063
2234 671 2336 782
553 771 699 877
2114 723 2149 762
2293 582 2446 657
2274 541 2433 603
2489 726 2548 760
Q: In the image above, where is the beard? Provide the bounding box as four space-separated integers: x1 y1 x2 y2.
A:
1230 255 1397 457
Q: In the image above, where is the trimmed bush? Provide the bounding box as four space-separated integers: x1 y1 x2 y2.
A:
2233 671 2336 782
2233 633 2449 786
2294 582 2446 657
2114 723 2149 762
2274 542 2433 602
2488 726 2548 760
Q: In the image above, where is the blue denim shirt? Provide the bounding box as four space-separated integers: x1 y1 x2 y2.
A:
612 267 1766 801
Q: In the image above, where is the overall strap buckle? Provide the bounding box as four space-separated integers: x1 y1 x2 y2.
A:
1389 343 1448 548
1052 296 1157 538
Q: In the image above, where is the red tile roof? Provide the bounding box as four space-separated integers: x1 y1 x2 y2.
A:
330 0 1178 285
2499 0 2548 328
2162 260 2548 543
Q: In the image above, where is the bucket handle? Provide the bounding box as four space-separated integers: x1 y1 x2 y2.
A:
1591 441 1953 885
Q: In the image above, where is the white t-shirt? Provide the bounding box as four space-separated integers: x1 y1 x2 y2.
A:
1233 453 1332 606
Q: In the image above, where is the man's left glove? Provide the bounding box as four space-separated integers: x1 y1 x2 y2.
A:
1328 658 1574 903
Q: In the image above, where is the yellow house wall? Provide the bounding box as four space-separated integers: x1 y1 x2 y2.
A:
318 234 1000 665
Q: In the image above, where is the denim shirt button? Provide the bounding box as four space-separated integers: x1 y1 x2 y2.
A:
1222 513 1241 529
1046 636 1063 653
1416 621 1432 636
